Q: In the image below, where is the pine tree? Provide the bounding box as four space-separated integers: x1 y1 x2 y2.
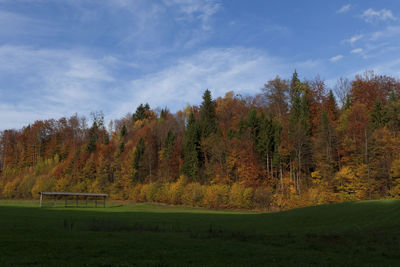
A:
199 89 218 138
288 75 312 193
182 112 200 180
133 103 150 122
133 137 145 183
370 100 388 130
87 122 98 153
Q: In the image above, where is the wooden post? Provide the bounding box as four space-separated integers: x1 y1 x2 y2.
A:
53 195 56 207
40 193 43 208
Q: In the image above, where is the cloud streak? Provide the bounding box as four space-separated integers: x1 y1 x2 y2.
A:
330 55 343 62
361 8 397 23
0 45 325 130
337 4 351 14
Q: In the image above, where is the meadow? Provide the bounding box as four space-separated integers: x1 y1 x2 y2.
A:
0 199 399 266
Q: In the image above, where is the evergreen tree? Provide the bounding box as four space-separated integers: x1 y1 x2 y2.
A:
370 100 388 130
385 92 400 134
288 75 312 193
133 137 145 182
182 112 200 180
87 122 98 153
120 125 127 137
290 70 300 105
133 103 150 122
199 89 218 137
163 129 176 160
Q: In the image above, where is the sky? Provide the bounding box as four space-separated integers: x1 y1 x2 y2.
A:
0 0 400 130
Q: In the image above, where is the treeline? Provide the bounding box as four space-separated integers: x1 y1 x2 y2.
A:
1 70 400 210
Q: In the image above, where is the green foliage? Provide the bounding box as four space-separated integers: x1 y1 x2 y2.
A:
133 137 146 183
120 124 127 137
370 100 388 129
133 103 150 122
199 89 218 137
182 112 200 179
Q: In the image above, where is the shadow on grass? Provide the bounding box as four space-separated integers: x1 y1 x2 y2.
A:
1 200 400 266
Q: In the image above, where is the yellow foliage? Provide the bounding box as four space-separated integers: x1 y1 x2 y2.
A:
203 184 230 208
2 178 21 198
182 183 204 206
229 183 253 209
31 175 57 199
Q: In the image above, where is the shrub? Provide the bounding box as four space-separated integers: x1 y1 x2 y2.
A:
156 183 171 204
31 175 57 199
203 184 230 208
142 183 162 202
253 186 272 210
182 183 204 206
17 175 36 198
2 178 21 198
229 183 253 209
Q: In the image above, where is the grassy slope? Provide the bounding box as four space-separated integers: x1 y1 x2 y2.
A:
0 200 399 266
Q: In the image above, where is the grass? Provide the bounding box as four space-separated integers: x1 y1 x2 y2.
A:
0 199 400 266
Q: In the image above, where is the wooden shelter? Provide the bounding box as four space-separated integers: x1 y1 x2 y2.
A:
39 191 108 208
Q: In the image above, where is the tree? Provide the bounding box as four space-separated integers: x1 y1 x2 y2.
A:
370 100 388 130
133 103 150 122
262 76 289 122
182 112 200 180
133 137 146 183
313 110 337 182
334 77 351 108
288 75 312 194
199 89 218 138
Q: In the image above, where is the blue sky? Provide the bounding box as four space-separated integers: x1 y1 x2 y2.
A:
0 0 400 130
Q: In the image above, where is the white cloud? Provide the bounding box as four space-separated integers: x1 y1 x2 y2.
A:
370 25 400 41
163 0 220 30
330 55 343 62
344 34 364 45
361 8 397 23
0 45 121 129
337 4 351 14
351 48 363 54
112 47 324 118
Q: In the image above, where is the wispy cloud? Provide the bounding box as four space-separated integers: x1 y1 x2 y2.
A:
351 48 363 54
0 45 326 130
343 34 364 45
330 55 343 62
163 0 220 30
361 8 397 23
112 47 324 118
370 25 400 41
337 4 351 14
0 45 123 129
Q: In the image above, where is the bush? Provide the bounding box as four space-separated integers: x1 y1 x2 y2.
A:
17 175 36 198
253 186 272 210
229 183 253 209
182 183 204 206
2 179 21 198
203 184 230 208
156 183 171 203
130 184 143 202
31 175 57 199
142 183 162 202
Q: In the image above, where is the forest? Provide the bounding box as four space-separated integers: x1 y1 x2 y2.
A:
1 70 400 210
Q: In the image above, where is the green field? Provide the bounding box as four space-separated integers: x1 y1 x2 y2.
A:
0 199 400 266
